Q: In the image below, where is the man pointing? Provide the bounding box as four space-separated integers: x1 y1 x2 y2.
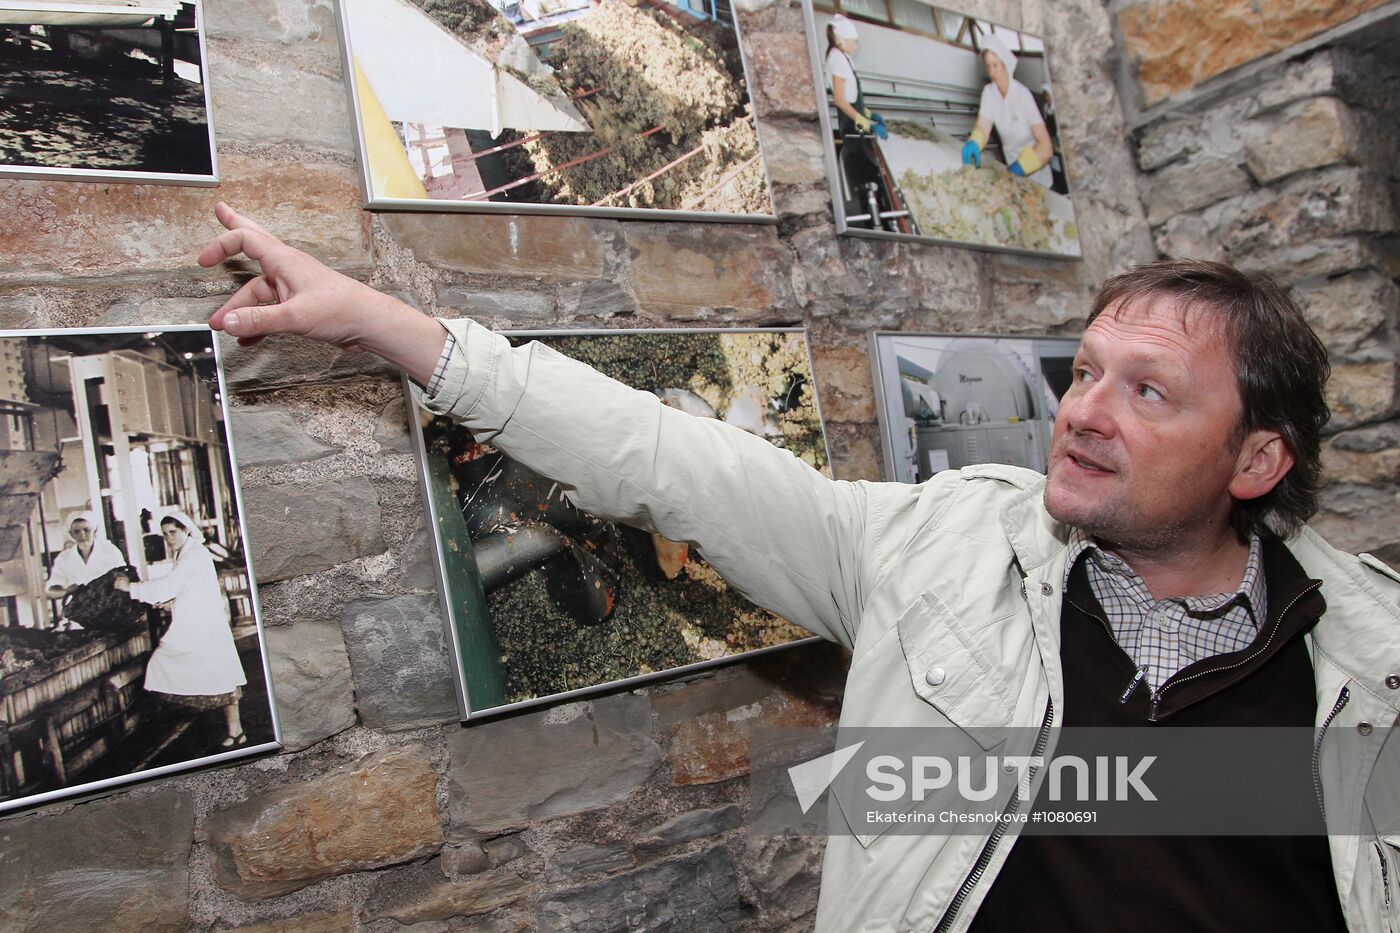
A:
201 203 1399 932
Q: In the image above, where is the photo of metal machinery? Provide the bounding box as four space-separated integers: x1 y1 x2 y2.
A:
870 332 1078 484
408 329 826 719
0 328 275 814
339 0 772 218
0 1 216 183
805 0 1081 256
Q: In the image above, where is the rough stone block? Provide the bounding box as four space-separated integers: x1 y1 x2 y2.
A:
625 225 792 319
1292 268 1396 354
441 841 490 877
1234 234 1382 287
229 406 340 468
364 859 534 924
221 911 355 933
1214 165 1393 257
373 396 414 454
0 294 45 328
205 744 444 900
0 154 369 280
545 843 635 881
826 422 884 483
383 214 606 281
741 834 824 923
1311 481 1400 555
447 694 661 835
340 594 459 730
1144 158 1253 225
203 0 337 46
757 120 827 187
245 476 386 582
748 34 818 118
638 804 743 848
220 330 402 393
1153 213 1228 263
266 619 357 750
1326 358 1398 430
1245 97 1359 185
100 296 222 326
555 278 636 319
208 49 353 154
399 518 440 591
808 344 875 422
0 789 193 932
1323 422 1400 486
434 285 556 321
536 847 748 932
1117 0 1389 107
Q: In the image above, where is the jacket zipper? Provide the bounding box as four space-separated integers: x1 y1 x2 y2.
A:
1078 582 1321 723
1312 685 1349 824
932 699 1054 933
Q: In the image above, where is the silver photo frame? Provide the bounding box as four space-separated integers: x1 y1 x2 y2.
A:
0 1 219 186
802 0 1082 258
334 0 777 223
869 330 1079 483
0 326 279 815
406 327 827 720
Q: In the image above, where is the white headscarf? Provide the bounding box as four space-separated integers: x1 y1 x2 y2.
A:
159 509 202 540
832 13 858 41
981 33 1017 76
66 510 100 538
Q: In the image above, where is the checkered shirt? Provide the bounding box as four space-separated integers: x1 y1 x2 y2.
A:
1064 530 1267 692
426 332 458 395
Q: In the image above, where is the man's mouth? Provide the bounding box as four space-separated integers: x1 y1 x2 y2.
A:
1065 449 1116 475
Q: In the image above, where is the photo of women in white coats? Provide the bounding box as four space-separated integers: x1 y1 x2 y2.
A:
115 509 248 747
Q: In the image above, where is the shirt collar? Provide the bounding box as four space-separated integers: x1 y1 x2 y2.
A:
1064 529 1267 619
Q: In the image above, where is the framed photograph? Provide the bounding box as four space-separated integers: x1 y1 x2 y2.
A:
869 331 1078 483
0 326 277 815
0 1 218 185
335 0 775 222
802 0 1081 257
408 328 826 719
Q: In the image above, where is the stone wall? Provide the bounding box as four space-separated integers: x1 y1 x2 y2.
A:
1120 7 1400 564
12 0 1391 929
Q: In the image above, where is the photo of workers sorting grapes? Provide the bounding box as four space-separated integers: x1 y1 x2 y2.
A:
0 328 275 814
805 0 1081 256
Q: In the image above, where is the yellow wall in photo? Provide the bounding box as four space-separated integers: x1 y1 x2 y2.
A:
353 58 427 201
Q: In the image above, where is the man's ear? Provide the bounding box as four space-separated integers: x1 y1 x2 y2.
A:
1230 431 1295 502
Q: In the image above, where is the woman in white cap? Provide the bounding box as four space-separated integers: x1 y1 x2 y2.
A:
45 511 128 623
960 33 1053 189
115 510 248 747
825 14 878 138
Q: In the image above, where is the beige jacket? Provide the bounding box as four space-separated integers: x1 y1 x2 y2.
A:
423 318 1400 932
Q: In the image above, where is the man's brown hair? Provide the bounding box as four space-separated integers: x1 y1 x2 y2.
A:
1086 259 1331 539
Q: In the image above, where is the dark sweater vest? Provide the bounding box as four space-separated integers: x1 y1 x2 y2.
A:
968 538 1348 933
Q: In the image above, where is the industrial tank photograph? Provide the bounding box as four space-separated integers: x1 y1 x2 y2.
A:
803 0 1080 256
0 1 216 183
408 329 825 717
0 328 276 814
869 331 1077 483
338 0 773 219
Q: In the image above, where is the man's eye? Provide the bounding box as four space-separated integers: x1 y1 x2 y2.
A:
1074 368 1094 382
1138 384 1165 401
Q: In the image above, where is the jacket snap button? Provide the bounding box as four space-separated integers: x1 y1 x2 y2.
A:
1386 674 1400 690
1357 721 1373 736
925 667 946 687
1040 583 1054 597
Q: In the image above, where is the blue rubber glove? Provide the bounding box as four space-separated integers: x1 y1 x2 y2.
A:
871 112 888 140
1010 161 1026 177
961 139 981 167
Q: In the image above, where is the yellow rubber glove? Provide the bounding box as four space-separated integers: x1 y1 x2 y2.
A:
852 111 873 133
1011 145 1044 177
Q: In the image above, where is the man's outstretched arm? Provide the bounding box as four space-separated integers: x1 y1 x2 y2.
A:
201 204 883 648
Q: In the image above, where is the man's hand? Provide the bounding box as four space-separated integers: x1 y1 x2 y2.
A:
199 204 448 384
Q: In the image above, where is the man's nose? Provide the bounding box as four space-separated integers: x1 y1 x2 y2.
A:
1064 379 1117 438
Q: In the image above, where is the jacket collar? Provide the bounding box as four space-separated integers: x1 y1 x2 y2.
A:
999 477 1399 712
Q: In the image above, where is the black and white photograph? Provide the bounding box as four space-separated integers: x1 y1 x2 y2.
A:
0 1 217 184
338 0 774 220
803 0 1081 256
0 327 276 815
869 331 1078 483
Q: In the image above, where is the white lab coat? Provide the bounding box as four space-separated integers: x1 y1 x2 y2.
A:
978 78 1052 188
132 535 246 696
46 538 126 592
